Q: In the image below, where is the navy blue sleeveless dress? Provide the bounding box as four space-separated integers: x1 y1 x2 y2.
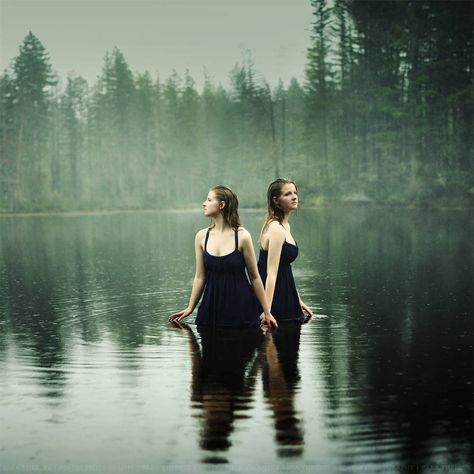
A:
258 240 304 323
195 228 261 328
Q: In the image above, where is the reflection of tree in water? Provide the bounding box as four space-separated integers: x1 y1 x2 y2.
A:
308 209 473 470
1 230 68 402
176 324 263 463
262 324 304 458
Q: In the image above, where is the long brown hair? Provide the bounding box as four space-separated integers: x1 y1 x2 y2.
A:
260 178 297 238
210 185 241 229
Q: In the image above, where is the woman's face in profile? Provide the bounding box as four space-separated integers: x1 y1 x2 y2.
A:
203 191 222 217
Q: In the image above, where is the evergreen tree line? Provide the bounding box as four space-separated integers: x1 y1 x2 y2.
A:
0 0 472 212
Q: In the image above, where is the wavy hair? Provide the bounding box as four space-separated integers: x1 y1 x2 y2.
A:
260 178 297 238
210 185 241 229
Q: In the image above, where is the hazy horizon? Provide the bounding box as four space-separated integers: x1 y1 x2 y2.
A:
0 0 313 89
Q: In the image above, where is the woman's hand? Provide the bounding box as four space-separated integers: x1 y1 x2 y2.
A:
169 307 193 322
260 312 278 328
300 300 314 324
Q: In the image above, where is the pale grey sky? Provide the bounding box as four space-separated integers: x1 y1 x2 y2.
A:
0 0 312 90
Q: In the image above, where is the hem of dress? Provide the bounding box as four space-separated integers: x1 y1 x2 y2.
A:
275 315 304 324
195 321 260 329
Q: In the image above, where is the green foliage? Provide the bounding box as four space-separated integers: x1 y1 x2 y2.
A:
13 31 56 111
2 32 57 210
0 6 472 213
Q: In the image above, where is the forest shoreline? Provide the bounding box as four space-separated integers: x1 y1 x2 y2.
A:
2 1 472 215
1 202 472 218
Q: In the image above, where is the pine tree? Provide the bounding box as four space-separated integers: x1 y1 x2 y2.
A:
91 48 136 206
12 31 56 209
305 0 332 185
0 72 15 210
60 74 89 202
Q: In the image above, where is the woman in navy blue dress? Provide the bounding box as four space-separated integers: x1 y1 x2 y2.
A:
258 179 313 324
169 186 277 328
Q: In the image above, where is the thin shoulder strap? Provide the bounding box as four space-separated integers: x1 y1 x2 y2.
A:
204 228 211 250
234 227 239 250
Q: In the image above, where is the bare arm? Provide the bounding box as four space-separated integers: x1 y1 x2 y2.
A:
263 223 286 313
240 229 278 327
297 289 314 323
169 230 207 322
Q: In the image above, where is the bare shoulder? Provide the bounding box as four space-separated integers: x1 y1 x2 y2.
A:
267 221 285 237
237 226 252 244
195 228 208 244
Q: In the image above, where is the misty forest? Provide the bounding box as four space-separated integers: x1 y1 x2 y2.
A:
0 0 472 212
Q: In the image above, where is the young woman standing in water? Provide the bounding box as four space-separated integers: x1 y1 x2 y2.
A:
258 178 314 324
169 185 277 328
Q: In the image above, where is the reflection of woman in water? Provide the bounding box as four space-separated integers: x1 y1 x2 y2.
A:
171 322 305 460
172 323 264 461
169 186 277 328
258 179 313 324
262 324 304 457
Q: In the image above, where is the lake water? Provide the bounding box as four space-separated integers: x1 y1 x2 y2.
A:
0 208 472 474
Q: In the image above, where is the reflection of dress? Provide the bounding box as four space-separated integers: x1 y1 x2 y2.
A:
196 228 260 328
262 324 304 457
193 327 263 453
258 241 304 323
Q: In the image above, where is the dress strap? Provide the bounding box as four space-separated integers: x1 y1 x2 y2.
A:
234 228 239 250
204 228 211 251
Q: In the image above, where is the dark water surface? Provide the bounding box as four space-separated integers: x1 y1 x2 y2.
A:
0 208 472 473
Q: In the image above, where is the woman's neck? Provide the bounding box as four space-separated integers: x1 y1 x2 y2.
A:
281 212 291 227
212 214 230 232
